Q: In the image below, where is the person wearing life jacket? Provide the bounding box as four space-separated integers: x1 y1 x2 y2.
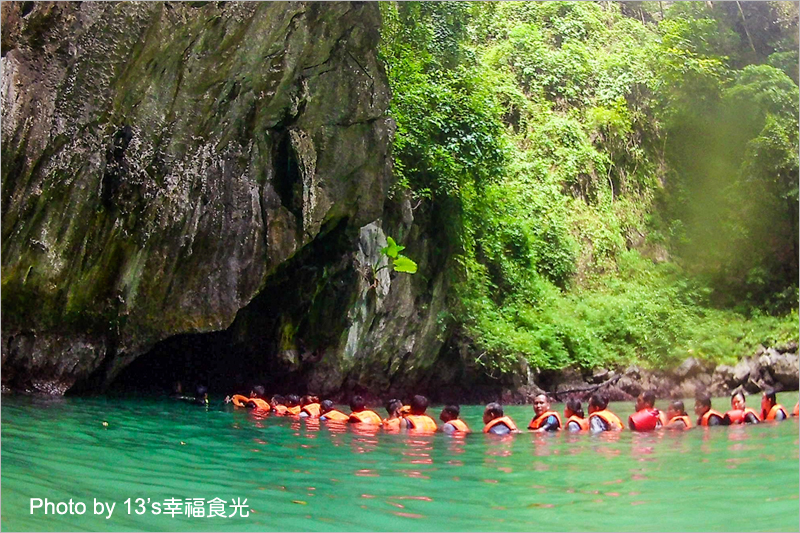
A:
226 385 265 408
319 399 350 422
528 394 562 431
564 398 589 432
439 404 471 434
283 394 303 416
269 394 289 416
348 395 383 425
482 402 519 435
694 392 725 426
382 398 404 432
628 390 663 432
724 390 760 424
400 395 438 433
299 395 321 418
587 392 624 432
760 388 788 422
664 400 692 430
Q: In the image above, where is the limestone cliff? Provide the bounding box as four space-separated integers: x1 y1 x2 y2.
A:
1 1 394 393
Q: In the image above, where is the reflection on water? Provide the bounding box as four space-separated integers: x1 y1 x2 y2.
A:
1 396 798 532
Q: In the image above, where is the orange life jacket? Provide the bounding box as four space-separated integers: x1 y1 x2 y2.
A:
231 394 249 407
725 407 760 424
272 404 288 416
483 416 518 433
248 398 270 411
382 417 401 431
286 405 302 416
665 415 692 429
697 409 725 426
349 409 383 425
321 409 350 422
446 418 471 433
301 403 321 418
528 410 563 430
566 415 589 431
405 414 438 432
793 403 799 417
588 409 624 430
629 408 662 432
764 404 788 421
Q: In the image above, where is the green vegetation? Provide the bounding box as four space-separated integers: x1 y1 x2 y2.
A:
379 1 798 374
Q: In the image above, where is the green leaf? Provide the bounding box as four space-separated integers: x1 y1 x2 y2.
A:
381 236 405 259
392 255 418 274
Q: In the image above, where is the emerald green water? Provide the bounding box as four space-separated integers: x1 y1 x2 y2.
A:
2 394 798 532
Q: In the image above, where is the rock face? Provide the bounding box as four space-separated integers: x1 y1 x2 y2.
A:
1 1 392 393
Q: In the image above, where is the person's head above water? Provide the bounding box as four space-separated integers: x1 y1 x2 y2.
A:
440 405 460 423
667 400 686 419
409 395 429 416
385 398 403 417
350 395 366 412
320 399 335 414
565 398 584 418
532 394 551 417
731 390 746 410
251 385 265 398
483 402 504 425
636 390 656 411
270 394 286 407
285 394 300 407
588 392 609 413
761 387 778 412
694 392 713 416
301 395 320 406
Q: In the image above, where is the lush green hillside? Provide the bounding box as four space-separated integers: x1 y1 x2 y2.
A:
379 1 799 375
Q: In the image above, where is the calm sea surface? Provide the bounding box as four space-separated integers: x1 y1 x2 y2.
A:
2 394 798 532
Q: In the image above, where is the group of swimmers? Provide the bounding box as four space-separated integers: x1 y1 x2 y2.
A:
222 385 798 434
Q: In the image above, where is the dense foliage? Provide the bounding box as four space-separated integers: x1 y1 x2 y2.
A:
379 1 799 375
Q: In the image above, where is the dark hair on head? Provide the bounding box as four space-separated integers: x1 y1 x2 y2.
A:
271 394 285 405
385 398 403 415
566 398 584 418
285 394 300 407
442 404 460 417
350 395 366 412
196 385 208 396
320 399 335 413
695 392 712 408
763 388 777 403
300 395 319 406
252 385 265 397
589 392 609 410
485 402 504 419
670 400 686 415
641 390 656 407
410 395 429 415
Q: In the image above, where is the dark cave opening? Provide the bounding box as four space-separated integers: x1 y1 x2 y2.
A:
110 216 358 398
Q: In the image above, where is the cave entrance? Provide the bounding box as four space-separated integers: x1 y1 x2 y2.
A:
109 329 284 397
110 217 357 398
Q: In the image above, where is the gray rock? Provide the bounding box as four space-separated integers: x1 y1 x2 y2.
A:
673 357 703 380
771 353 799 390
733 359 753 383
775 341 798 354
591 367 610 383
